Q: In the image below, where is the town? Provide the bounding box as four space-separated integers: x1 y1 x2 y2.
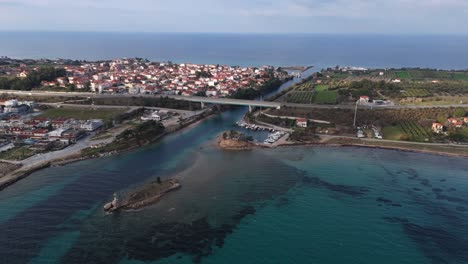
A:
0 57 288 97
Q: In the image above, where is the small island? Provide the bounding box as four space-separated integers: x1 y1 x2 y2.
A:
104 178 181 212
217 130 255 150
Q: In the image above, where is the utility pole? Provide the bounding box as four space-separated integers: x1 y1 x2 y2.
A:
353 100 360 127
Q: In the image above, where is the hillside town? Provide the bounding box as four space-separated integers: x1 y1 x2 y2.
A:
0 57 289 97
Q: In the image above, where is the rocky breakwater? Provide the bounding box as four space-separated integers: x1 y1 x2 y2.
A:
104 178 181 212
217 130 255 150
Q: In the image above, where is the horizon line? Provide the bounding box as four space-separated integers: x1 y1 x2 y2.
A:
1 30 468 37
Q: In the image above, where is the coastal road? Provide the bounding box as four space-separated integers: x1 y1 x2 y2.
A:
318 134 468 148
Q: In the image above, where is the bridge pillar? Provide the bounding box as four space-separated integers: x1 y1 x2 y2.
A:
201 102 205 108
248 105 252 113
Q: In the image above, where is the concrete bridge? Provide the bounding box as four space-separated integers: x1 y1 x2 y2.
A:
168 95 281 112
0 90 281 112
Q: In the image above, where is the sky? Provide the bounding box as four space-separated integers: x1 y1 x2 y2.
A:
0 0 467 34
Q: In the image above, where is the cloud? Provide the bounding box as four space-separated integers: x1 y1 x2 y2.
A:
0 0 467 33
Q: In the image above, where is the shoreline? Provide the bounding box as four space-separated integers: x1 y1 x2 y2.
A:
0 110 215 191
275 140 468 158
2 125 466 191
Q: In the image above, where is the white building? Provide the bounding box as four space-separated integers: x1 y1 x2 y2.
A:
81 119 104 131
296 118 308 128
141 110 169 121
359 96 370 103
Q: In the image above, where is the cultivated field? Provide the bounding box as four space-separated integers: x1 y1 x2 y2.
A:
395 71 411 79
313 90 338 104
295 81 314 91
284 92 315 104
401 88 432 97
314 84 329 92
383 121 432 142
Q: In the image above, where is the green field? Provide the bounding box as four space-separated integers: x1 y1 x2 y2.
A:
382 126 407 140
383 121 432 142
285 92 314 104
314 84 329 92
395 71 411 79
402 88 432 97
399 121 432 142
0 146 37 161
38 108 125 121
313 90 338 104
453 73 468 81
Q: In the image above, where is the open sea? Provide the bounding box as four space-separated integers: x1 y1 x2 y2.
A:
0 33 468 264
1 32 468 70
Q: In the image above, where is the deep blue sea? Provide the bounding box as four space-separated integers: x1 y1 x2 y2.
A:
0 33 468 264
1 32 468 69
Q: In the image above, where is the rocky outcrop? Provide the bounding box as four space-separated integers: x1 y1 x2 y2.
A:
104 179 181 213
218 138 253 150
217 131 254 150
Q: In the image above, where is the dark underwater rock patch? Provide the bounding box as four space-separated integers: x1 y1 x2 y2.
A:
125 206 256 263
419 178 432 188
413 188 422 191
382 216 409 224
435 194 468 205
377 198 402 208
383 217 468 264
447 187 456 192
275 197 290 207
397 168 419 179
302 176 370 198
376 197 392 204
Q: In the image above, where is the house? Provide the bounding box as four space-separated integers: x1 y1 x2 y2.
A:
32 128 49 139
141 110 168 121
432 123 444 134
392 79 401 83
296 118 308 128
17 71 28 78
48 128 68 141
80 119 104 131
48 128 83 144
448 118 463 128
359 96 370 103
464 117 468 124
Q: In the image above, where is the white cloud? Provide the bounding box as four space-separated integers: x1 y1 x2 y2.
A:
0 0 467 33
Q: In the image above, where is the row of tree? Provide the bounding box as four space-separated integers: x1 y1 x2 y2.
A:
0 67 66 91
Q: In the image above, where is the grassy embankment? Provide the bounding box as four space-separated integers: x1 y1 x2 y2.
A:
0 146 37 160
38 108 125 121
81 120 165 157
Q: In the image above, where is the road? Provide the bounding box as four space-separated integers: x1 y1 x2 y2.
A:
3 89 466 110
318 134 468 148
